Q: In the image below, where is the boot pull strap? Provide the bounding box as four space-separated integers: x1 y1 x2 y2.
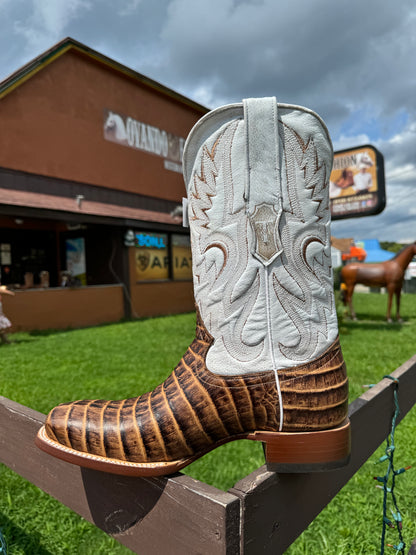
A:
243 97 283 265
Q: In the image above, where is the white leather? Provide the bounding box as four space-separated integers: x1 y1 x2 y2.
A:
183 97 337 376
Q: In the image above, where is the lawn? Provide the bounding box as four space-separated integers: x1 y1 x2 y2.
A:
0 292 415 554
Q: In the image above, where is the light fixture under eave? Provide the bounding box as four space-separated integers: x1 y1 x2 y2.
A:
75 194 85 208
170 205 183 221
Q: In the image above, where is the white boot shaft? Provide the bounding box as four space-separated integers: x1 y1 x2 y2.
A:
183 97 337 376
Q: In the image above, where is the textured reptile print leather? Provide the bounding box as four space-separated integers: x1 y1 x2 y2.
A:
45 313 348 464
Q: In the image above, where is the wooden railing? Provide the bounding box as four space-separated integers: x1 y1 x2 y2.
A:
0 354 415 554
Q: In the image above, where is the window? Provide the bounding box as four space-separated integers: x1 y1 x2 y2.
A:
0 244 11 265
172 234 192 280
135 232 169 281
133 231 192 282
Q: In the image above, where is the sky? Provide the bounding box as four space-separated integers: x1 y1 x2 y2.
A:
0 0 415 242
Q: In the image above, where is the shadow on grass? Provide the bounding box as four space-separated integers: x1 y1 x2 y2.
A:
16 311 197 339
343 318 405 332
25 319 133 338
1 337 38 345
0 513 54 555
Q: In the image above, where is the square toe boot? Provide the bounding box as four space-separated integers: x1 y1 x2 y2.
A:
36 97 350 476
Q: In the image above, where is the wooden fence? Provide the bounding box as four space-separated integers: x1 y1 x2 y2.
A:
0 354 415 554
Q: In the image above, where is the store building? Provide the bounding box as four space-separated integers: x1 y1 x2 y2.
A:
0 38 208 330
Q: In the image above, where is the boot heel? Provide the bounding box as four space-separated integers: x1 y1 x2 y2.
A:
252 419 351 472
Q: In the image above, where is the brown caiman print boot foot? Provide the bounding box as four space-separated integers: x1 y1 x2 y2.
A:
36 97 350 476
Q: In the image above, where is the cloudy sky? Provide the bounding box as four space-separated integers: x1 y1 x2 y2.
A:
0 0 415 242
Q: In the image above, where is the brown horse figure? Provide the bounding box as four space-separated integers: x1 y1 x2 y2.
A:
340 242 416 322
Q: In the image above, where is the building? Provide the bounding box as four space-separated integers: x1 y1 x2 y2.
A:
354 239 393 263
0 38 208 330
330 236 369 267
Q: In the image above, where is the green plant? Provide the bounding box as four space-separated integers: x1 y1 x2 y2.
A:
0 293 415 553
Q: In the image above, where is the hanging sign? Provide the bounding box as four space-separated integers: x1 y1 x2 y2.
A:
329 145 385 220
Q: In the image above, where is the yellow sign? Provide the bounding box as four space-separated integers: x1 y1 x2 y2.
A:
330 147 377 198
135 248 169 281
172 247 192 280
133 232 192 281
135 232 169 281
172 234 192 280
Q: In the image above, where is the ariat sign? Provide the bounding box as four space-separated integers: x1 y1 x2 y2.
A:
134 231 192 282
103 109 185 173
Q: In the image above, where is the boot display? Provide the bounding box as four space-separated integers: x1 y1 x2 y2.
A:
36 97 350 476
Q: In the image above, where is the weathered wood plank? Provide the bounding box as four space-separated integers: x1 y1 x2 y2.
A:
2 353 416 555
0 396 240 555
230 355 416 555
408 537 416 554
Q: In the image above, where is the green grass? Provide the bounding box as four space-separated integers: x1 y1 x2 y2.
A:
0 293 415 553
285 293 416 555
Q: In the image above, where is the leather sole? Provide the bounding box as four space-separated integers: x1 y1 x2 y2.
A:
36 418 350 477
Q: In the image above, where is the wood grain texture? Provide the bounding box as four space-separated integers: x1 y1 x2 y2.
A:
0 396 240 555
1 354 415 553
408 537 416 554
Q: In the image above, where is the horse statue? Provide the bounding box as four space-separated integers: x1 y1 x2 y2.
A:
340 242 416 322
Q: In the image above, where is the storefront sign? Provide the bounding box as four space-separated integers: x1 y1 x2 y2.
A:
134 232 192 281
124 229 135 247
135 232 169 281
329 145 385 220
172 234 192 280
103 109 185 173
136 232 167 249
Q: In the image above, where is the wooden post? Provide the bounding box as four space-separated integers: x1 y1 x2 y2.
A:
0 354 415 554
0 396 240 555
408 538 416 554
230 355 416 554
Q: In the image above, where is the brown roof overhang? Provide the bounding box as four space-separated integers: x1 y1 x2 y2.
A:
0 187 182 229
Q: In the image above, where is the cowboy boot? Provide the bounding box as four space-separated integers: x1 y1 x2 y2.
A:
36 97 350 476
